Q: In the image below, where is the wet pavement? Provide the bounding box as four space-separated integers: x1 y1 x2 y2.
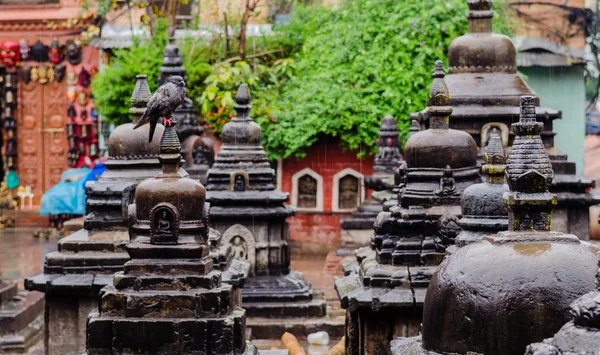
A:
0 227 57 285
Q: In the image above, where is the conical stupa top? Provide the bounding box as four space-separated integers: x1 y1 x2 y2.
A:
481 132 505 184
234 84 252 120
427 60 452 129
409 119 420 137
506 95 553 190
159 43 186 85
158 118 182 174
129 75 152 124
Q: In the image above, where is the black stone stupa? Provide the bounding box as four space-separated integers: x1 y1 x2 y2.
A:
86 109 257 355
206 84 336 339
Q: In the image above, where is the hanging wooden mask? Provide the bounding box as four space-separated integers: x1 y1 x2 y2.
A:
55 64 66 82
68 137 76 149
78 68 91 87
4 73 13 88
19 39 30 61
67 124 74 136
65 39 82 65
48 39 64 64
89 143 98 156
20 65 31 84
38 65 48 84
5 91 14 107
91 108 98 121
66 71 78 86
79 142 86 155
67 104 77 118
81 124 88 138
80 109 88 120
30 67 39 82
67 86 77 101
77 90 89 106
30 40 49 62
1 41 20 67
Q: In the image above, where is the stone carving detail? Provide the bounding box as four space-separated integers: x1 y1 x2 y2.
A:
298 174 318 208
222 224 256 275
434 165 458 197
233 174 246 192
150 202 179 244
481 123 509 148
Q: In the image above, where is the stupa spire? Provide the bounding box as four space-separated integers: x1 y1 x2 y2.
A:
129 75 152 124
482 132 505 184
234 84 252 121
427 60 452 129
158 117 181 174
467 0 493 33
504 95 557 231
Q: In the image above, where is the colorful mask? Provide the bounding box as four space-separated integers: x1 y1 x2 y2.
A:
67 86 77 101
66 71 78 86
91 108 98 121
30 67 39 82
21 65 31 84
48 39 63 64
78 68 91 87
90 143 98 156
19 39 30 61
55 64 66 82
77 90 89 106
80 109 88 120
4 73 13 88
37 65 48 84
65 39 82 65
67 104 77 118
30 40 49 62
1 41 20 67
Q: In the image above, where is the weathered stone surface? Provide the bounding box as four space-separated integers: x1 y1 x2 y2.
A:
86 108 252 354
420 95 600 355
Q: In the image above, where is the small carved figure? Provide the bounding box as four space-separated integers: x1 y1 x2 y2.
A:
434 165 457 197
65 39 82 65
156 210 171 235
233 174 246 192
231 236 248 260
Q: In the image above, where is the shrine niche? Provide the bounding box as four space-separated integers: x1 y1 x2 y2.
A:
333 168 363 212
298 174 317 208
292 167 323 211
481 122 509 148
150 202 179 244
231 172 249 192
222 224 256 276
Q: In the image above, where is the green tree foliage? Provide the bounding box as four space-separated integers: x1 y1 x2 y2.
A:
91 21 212 125
260 0 513 159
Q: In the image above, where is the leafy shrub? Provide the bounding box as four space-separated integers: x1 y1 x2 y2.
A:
261 0 513 159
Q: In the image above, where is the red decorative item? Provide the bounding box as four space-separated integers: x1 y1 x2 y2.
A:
48 38 64 64
1 41 20 67
387 138 393 145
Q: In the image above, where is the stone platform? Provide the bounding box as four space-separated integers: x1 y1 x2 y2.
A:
0 280 44 353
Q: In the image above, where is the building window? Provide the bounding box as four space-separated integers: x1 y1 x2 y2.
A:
339 175 360 210
291 168 323 212
298 175 318 208
332 168 364 212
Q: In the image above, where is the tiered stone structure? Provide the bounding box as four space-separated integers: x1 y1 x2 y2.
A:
340 115 404 253
391 96 600 355
0 276 44 352
86 114 256 355
159 43 214 184
335 61 480 355
455 131 508 247
411 0 597 238
25 75 163 355
206 84 334 339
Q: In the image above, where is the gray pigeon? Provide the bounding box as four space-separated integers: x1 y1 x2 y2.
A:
134 75 187 142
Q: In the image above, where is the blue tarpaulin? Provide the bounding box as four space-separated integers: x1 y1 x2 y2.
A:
39 168 95 216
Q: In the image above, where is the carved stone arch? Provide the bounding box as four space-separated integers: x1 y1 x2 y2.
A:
481 122 510 148
222 224 257 276
291 168 324 212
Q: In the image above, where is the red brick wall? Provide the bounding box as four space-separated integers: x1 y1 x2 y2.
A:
281 140 374 246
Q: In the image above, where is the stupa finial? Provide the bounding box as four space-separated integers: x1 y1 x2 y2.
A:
467 0 493 33
504 95 556 231
129 75 152 124
234 84 252 120
158 117 181 174
427 60 452 129
482 132 506 184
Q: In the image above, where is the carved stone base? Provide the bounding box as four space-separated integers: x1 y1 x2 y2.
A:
0 282 44 354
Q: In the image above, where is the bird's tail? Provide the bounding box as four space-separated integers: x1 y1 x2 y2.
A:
133 115 147 130
148 122 156 143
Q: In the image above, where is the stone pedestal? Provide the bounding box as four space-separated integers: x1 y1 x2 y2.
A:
207 84 338 339
0 279 44 353
86 112 255 354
